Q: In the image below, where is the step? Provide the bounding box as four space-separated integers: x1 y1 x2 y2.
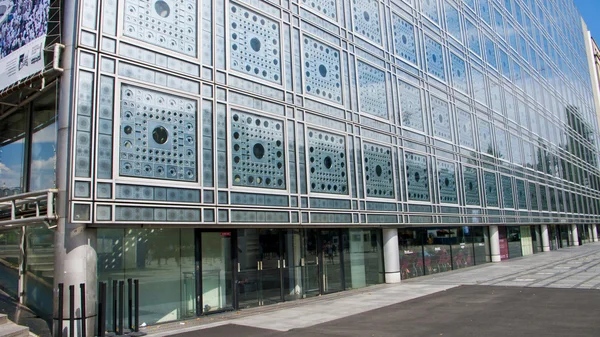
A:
0 322 29 337
0 315 6 325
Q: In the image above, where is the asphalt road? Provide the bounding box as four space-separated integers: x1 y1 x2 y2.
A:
171 285 600 337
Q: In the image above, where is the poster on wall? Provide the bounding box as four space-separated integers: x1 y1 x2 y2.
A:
0 0 51 91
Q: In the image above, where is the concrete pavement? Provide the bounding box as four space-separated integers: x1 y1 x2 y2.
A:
143 243 600 337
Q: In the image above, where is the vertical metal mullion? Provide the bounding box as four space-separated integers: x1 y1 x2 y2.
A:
338 229 346 291
194 229 202 316
231 229 239 310
18 226 27 304
23 102 32 192
279 230 284 302
317 231 324 295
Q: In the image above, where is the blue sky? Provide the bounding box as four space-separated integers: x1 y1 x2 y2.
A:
573 0 600 39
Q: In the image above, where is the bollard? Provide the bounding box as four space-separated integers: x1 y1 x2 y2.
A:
128 278 133 330
69 285 75 337
58 283 64 337
80 283 86 337
118 280 124 336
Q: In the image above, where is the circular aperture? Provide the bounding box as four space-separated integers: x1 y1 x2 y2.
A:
445 177 450 187
363 11 370 21
124 125 133 134
319 64 328 77
154 0 170 18
324 156 333 169
253 143 265 159
415 172 420 182
250 37 261 52
152 126 169 144
376 165 383 177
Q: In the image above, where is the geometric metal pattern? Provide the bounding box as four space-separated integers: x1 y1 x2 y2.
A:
478 119 493 155
123 0 197 56
231 110 286 189
464 19 481 56
363 143 394 198
438 160 457 204
501 175 514 209
425 35 445 80
308 128 348 195
405 152 429 201
516 179 527 209
484 172 498 207
479 0 491 25
463 166 480 206
392 14 417 64
119 84 197 181
229 3 281 84
399 81 424 132
456 109 474 149
351 0 382 44
303 35 342 104
450 52 468 93
115 206 201 222
444 3 461 40
357 60 387 118
300 0 337 20
115 184 201 202
431 95 451 141
484 36 497 69
422 0 439 24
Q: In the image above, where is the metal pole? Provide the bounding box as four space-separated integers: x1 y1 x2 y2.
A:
69 285 75 337
118 280 124 335
98 282 106 337
128 278 133 330
112 280 117 333
58 283 64 337
134 279 139 332
80 283 86 337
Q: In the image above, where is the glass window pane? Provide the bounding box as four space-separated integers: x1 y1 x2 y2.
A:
0 108 27 195
30 92 57 191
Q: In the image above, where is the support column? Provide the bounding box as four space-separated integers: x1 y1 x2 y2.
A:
489 225 501 262
540 225 550 252
382 228 401 283
571 224 579 246
53 0 97 334
592 224 598 242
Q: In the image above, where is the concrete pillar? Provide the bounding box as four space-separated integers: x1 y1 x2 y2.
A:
52 0 97 334
540 225 551 252
571 224 579 246
382 228 401 283
489 225 501 262
592 224 598 242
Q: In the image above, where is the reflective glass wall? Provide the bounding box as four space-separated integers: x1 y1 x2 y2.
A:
398 226 490 279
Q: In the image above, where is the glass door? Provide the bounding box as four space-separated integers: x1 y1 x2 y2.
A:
301 229 320 298
319 230 344 294
236 229 285 308
199 232 233 314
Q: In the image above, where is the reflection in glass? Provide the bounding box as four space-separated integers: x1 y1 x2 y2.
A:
343 229 383 289
25 226 55 322
29 93 57 191
201 232 232 313
398 229 424 279
0 228 21 298
98 228 195 325
0 108 26 196
506 226 522 258
423 228 452 275
451 227 474 269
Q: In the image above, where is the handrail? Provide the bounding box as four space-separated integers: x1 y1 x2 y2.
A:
0 189 59 229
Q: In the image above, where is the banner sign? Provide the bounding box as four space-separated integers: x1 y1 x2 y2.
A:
0 0 51 91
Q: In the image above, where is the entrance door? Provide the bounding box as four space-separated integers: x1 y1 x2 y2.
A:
236 229 296 308
197 231 233 314
319 230 344 293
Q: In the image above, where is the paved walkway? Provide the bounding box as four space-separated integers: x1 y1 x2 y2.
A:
143 242 600 336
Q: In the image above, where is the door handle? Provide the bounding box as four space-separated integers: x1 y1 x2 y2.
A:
277 260 281 269
238 263 240 272
316 257 319 265
260 261 263 270
300 258 305 267
283 260 286 268
257 261 260 271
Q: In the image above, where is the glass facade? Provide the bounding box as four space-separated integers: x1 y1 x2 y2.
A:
2 0 600 330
